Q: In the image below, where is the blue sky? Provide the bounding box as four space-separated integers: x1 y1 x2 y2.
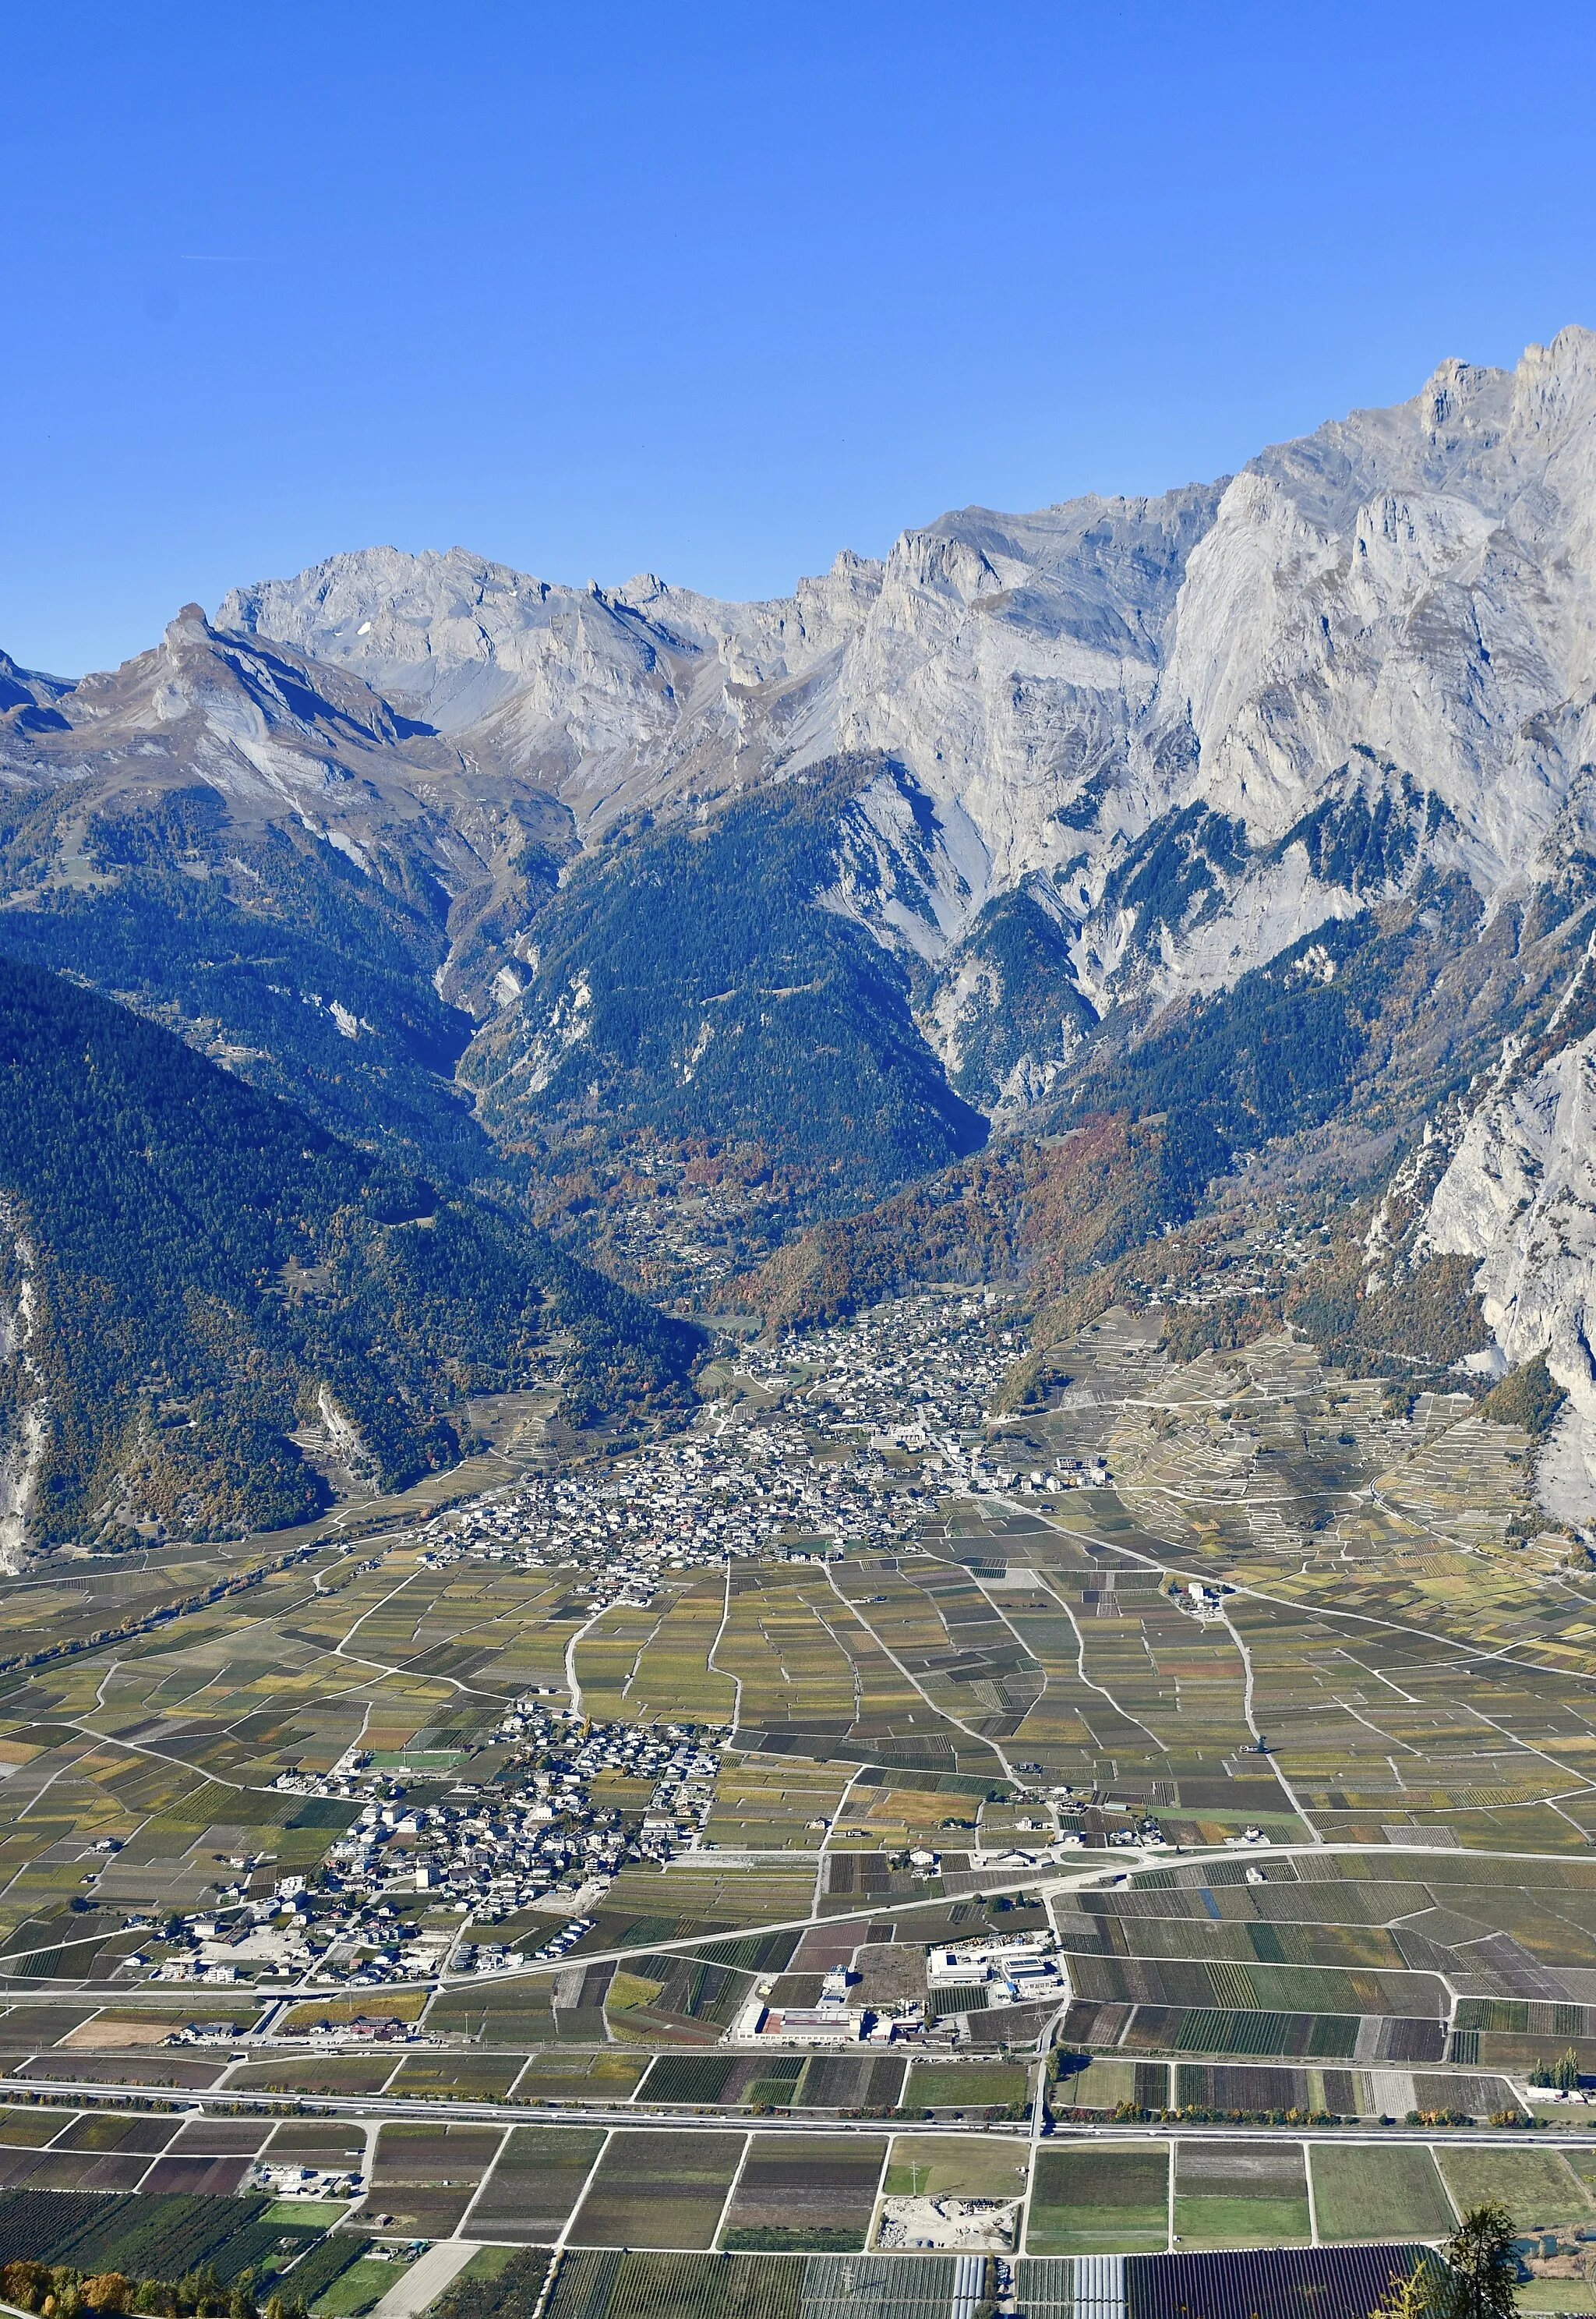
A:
7 2 1596 675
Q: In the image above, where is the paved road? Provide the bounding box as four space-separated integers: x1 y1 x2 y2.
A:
0 2073 1587 2151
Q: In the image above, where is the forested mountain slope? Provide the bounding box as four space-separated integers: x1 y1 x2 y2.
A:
0 962 701 1557
461 759 987 1201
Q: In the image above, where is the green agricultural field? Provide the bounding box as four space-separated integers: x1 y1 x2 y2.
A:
884 2137 1028 2201
312 2257 394 2317
2 1293 1596 2271
721 2133 885 2251
427 1985 557 2044
639 2054 737 2104
263 2120 369 2169
514 2051 648 2102
1026 2144 1171 2256
274 2229 369 2311
433 2247 556 2319
1437 2148 1596 2232
701 1759 853 1851
546 2247 806 2319
1171 2139 1310 2250
467 2126 609 2242
448 2245 525 2285
1 2109 96 2146
281 1992 429 2031
1308 2144 1457 2242
1053 2057 1138 2112
359 2119 507 2237
0 2188 284 2278
796 2054 906 2110
388 2052 526 2099
906 2061 1030 2112
230 2057 404 2096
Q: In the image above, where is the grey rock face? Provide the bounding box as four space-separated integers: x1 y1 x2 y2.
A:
216 330 1596 1020
1425 940 1596 1510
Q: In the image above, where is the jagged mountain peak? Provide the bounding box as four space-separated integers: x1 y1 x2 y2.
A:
0 649 74 738
1245 323 1596 535
220 542 567 729
12 334 1596 1520
203 331 1596 944
45 596 434 764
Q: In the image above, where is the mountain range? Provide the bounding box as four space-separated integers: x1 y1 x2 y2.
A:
8 326 1596 1540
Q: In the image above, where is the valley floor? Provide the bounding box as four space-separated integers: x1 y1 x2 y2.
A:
0 1288 1592 2307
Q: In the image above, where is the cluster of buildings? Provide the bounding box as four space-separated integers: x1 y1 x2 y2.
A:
925 1931 1065 2008
417 1427 911 1582
129 1286 1115 2002
969 1453 1113 1494
250 2158 364 2201
735 1987 927 2048
731 1292 1019 1447
1047 1455 1112 1490
137 1701 729 1992
382 1289 1068 1614
454 1911 595 1976
732 1931 1065 2049
415 1445 730 1595
137 1872 320 1985
1175 1578 1231 1624
1124 1198 1336 1311
334 1780 627 1921
415 1395 990 1583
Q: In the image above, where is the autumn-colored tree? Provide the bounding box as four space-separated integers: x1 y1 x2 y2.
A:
83 2277 133 2314
2 2262 55 2314
1370 2264 1440 2319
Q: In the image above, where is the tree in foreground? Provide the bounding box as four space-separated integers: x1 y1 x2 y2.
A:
1372 2205 1520 2319
1443 2201 1520 2319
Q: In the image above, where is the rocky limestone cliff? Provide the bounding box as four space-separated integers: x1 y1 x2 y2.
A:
1425 938 1596 1519
218 329 1596 1023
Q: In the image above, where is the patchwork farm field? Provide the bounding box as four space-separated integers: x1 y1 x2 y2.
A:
5 2099 1596 2277
1434 2146 1596 2232
1308 2145 1457 2242
904 2061 1030 2114
357 2119 508 2235
1027 2144 1171 2256
0 1299 1591 2271
465 2126 608 2242
1171 2139 1311 2249
720 2133 886 2250
567 2130 747 2249
882 2134 1028 2202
